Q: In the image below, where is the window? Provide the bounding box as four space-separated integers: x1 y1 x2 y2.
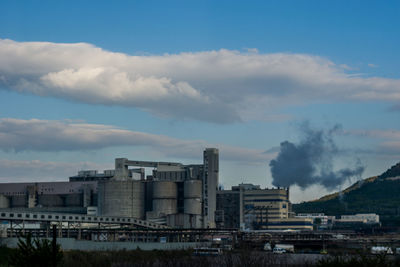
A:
1 213 5 217
33 215 37 218
17 214 22 218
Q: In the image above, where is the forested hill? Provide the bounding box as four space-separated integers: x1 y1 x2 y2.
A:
292 162 400 226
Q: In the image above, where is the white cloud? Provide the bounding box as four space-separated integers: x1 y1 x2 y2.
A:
0 118 275 163
1 39 399 123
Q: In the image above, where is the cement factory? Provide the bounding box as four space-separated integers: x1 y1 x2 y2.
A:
0 148 313 230
0 148 395 257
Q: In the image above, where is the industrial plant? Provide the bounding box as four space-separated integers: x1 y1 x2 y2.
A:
0 148 314 230
0 148 398 257
0 148 219 229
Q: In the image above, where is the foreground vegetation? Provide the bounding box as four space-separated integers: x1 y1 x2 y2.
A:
1 244 400 267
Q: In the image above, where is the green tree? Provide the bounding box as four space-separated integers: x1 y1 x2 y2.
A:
9 233 63 267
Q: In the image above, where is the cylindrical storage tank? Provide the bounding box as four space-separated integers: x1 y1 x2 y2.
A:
184 198 202 215
98 180 145 219
131 181 145 218
184 180 202 215
153 199 178 215
153 181 177 198
152 181 177 215
0 195 10 208
184 180 202 198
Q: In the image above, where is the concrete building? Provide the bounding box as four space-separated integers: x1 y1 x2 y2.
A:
296 213 330 225
0 148 219 229
265 217 313 230
337 213 380 224
216 183 312 230
296 213 333 229
0 181 97 214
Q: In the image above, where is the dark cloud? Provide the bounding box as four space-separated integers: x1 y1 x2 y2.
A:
269 123 364 190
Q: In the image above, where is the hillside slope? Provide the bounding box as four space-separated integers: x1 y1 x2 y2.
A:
293 162 400 226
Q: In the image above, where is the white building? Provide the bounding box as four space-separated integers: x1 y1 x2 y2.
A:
296 213 330 225
339 213 379 224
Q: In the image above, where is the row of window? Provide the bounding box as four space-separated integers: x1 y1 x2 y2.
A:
0 212 150 225
1 192 25 195
244 199 286 202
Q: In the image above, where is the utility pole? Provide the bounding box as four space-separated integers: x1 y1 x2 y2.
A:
52 224 57 267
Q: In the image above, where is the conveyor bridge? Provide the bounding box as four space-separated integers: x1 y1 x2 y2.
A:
0 211 169 229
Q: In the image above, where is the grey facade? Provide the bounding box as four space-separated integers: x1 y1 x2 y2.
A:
216 183 291 230
0 181 98 214
0 148 219 229
203 148 219 228
216 190 241 228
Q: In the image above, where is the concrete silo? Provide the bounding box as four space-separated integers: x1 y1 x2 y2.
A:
184 180 202 215
152 181 177 216
98 180 145 219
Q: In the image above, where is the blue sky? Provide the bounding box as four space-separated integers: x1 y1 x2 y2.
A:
0 0 399 202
